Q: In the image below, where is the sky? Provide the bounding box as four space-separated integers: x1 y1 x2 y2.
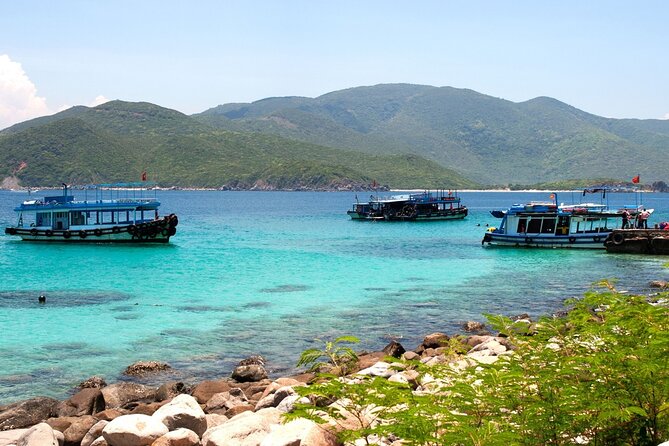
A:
1 0 668 130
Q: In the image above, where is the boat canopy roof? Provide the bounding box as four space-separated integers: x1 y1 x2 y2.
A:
89 181 157 189
15 198 160 213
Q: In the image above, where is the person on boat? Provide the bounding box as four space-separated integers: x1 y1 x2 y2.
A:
622 210 630 229
638 209 650 229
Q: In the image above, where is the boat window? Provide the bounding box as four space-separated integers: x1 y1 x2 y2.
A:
70 211 86 226
541 218 556 234
54 212 68 230
527 218 542 233
36 212 51 227
517 218 527 233
556 216 570 235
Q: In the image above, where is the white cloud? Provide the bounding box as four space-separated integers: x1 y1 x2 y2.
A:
0 55 52 130
90 95 109 107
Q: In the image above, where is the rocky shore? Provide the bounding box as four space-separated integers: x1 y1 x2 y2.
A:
0 320 506 446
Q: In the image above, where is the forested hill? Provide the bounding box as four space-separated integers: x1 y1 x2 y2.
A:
194 84 669 184
0 101 477 190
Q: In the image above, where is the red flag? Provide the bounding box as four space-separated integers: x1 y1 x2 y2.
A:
141 170 147 182
632 175 640 184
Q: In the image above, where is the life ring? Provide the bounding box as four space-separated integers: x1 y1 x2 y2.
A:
30 228 38 236
45 230 53 237
568 237 576 243
94 229 102 237
612 232 625 245
111 226 120 234
161 229 169 237
79 230 87 239
525 237 532 244
63 231 71 239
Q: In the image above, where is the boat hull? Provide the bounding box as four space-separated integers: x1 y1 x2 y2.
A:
5 215 178 243
350 208 468 221
388 208 468 221
482 232 608 249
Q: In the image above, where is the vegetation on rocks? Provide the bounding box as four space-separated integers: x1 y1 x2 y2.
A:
296 336 360 376
288 281 669 445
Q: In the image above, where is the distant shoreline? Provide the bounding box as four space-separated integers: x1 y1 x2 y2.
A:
0 187 654 193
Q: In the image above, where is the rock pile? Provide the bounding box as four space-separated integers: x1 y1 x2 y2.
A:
0 324 516 446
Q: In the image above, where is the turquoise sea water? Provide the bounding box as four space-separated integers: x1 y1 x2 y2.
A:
1 190 668 404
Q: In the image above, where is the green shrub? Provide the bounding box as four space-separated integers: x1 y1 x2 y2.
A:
289 281 669 445
296 335 360 376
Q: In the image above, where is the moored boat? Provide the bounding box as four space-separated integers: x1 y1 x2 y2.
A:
4 183 178 243
481 190 650 249
347 190 468 221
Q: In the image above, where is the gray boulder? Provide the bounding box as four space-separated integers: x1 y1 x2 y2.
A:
78 377 107 390
254 386 297 411
123 361 171 377
100 383 157 410
231 364 268 383
56 388 104 417
155 382 189 402
151 428 200 446
15 422 60 446
259 418 338 446
80 420 108 446
102 414 168 446
0 397 59 430
382 340 406 358
0 428 28 445
202 408 281 446
151 394 207 437
205 388 248 413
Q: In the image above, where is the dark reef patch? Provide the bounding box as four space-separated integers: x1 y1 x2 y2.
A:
260 284 310 293
0 290 131 308
242 301 272 309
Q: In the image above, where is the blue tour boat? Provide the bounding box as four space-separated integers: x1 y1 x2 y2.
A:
4 183 178 243
348 190 468 221
481 190 650 249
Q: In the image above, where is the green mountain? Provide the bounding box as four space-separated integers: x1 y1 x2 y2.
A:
194 84 669 184
0 101 477 189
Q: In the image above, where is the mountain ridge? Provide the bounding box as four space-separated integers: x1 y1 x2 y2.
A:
0 100 477 190
3 83 668 188
193 83 669 184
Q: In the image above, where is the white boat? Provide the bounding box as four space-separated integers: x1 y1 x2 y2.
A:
481 190 651 249
4 183 178 243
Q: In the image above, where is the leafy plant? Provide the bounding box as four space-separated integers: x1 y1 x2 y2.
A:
296 335 360 376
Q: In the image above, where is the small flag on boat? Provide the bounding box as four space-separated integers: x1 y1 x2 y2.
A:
141 170 147 181
632 175 640 184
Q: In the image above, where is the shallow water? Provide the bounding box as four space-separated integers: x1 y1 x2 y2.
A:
0 189 667 403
